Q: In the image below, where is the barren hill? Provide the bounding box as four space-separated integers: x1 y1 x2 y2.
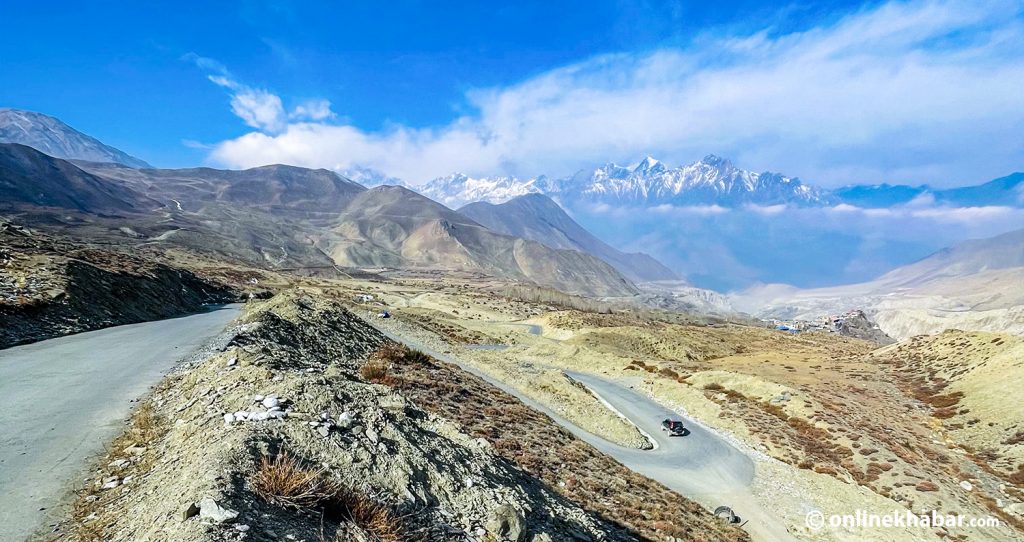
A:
459 193 678 282
326 187 639 297
0 143 155 214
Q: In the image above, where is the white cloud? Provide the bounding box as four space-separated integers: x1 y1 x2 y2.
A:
205 0 1024 187
290 99 335 121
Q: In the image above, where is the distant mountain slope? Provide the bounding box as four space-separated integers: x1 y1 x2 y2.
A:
833 172 1024 207
874 228 1024 288
0 143 154 214
80 162 365 224
325 186 639 297
459 193 679 282
732 228 1024 338
0 109 151 168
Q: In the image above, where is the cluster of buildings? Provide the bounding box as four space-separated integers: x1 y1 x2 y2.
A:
765 309 867 334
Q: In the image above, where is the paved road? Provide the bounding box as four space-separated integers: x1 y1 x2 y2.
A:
0 306 241 542
567 373 797 542
376 323 797 542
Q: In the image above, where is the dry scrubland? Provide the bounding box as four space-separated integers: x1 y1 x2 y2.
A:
53 291 747 542
343 278 1024 541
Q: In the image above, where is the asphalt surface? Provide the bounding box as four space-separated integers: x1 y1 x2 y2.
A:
0 305 241 542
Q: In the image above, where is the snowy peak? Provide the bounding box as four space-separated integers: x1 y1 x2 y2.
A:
418 172 543 208
0 108 151 168
416 154 833 209
566 154 828 206
342 165 406 188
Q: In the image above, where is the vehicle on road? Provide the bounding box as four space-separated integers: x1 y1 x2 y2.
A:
661 418 687 436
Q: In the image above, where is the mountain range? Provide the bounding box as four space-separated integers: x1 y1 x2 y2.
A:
419 156 1024 210
3 107 1022 307
0 108 654 298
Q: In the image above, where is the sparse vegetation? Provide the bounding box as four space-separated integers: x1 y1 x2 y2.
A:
252 451 409 542
252 451 343 509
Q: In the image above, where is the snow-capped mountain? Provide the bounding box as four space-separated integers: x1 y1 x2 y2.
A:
557 155 829 206
341 165 406 188
418 173 547 208
0 108 151 168
417 154 831 209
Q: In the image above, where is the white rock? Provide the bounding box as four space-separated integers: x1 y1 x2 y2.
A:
268 410 286 419
226 357 237 367
960 480 973 491
249 412 270 422
234 411 249 420
102 479 120 490
199 497 239 523
235 524 251 532
109 459 130 469
223 413 235 424
253 395 265 402
261 395 280 409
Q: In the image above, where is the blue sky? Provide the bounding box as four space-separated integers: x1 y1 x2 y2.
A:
2 1 1022 187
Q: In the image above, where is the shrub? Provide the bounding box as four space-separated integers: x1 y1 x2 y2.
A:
359 361 390 384
703 383 724 391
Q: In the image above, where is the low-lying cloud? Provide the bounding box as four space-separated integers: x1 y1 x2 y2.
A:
197 0 1024 188
574 199 1024 290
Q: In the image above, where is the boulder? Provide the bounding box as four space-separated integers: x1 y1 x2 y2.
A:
486 504 525 541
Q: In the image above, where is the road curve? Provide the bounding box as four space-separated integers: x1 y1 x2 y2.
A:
372 323 797 542
0 305 241 542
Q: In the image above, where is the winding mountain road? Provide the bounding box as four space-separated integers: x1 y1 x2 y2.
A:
0 306 241 541
374 322 797 542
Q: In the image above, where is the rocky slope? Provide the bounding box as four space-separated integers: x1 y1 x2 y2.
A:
0 143 156 214
0 108 151 168
459 193 678 282
0 221 239 348
52 291 746 542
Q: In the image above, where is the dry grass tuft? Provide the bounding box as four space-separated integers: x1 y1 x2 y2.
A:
128 402 164 444
252 451 343 509
253 452 411 541
359 361 391 384
331 492 407 542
